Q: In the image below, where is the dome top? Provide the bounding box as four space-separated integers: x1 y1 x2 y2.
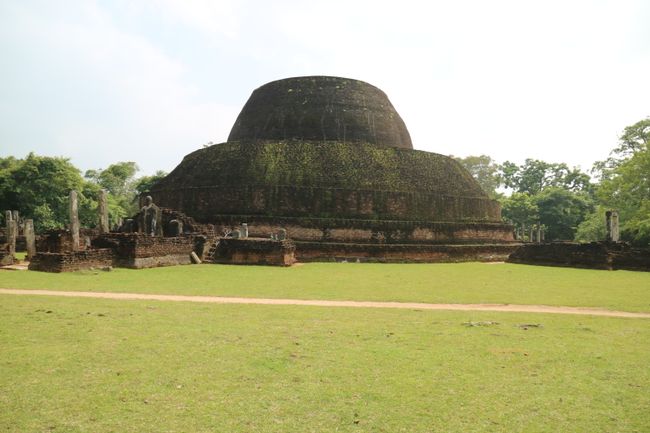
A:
227 76 413 149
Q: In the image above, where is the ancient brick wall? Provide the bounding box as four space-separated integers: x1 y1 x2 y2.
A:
28 249 113 273
150 141 500 223
295 242 518 263
507 242 650 272
37 230 76 253
212 238 296 266
92 233 202 268
189 216 514 245
153 185 502 223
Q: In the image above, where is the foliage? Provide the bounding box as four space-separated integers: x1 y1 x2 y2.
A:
85 161 141 219
0 154 166 232
535 187 593 240
454 154 502 197
574 206 608 242
588 117 650 246
500 158 592 195
500 192 538 238
0 153 94 231
134 170 168 195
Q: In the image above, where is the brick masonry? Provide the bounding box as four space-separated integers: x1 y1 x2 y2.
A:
296 242 518 263
212 238 296 266
507 242 650 272
28 249 113 273
92 233 203 269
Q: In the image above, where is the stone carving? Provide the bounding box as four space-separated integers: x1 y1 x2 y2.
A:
69 190 80 251
122 219 135 233
24 219 36 259
98 189 109 233
138 196 162 236
277 228 287 241
169 219 183 237
606 210 620 242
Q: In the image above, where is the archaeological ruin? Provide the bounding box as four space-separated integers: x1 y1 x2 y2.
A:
6 76 527 272
147 76 517 263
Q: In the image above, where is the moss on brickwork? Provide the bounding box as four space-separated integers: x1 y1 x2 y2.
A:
155 141 485 197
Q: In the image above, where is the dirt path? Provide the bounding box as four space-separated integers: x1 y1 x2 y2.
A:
2 288 649 318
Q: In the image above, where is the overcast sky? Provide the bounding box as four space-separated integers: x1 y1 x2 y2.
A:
1 0 649 176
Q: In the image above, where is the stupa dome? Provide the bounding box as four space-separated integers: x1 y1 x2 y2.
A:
227 76 413 149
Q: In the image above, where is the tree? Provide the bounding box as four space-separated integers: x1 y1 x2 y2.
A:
134 170 168 195
585 117 650 246
85 161 141 218
453 155 501 197
500 159 592 195
500 193 539 240
0 153 92 231
535 187 593 240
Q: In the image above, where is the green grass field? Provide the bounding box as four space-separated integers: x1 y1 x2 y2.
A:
1 262 649 311
2 263 649 432
1 294 649 433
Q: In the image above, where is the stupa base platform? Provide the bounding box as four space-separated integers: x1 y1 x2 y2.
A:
294 242 520 263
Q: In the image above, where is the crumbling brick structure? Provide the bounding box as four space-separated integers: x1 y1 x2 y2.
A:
149 76 517 262
507 242 650 272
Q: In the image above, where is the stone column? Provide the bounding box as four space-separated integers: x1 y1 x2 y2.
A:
611 212 620 242
12 210 20 236
69 190 80 251
606 210 620 242
6 220 16 256
5 211 15 255
24 219 36 259
536 223 542 244
98 189 109 234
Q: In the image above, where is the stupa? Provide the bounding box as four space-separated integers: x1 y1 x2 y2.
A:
150 76 515 262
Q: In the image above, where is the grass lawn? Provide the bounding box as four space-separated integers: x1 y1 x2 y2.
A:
1 262 649 312
1 294 649 433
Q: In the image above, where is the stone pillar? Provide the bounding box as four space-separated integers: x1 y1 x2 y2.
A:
529 226 534 243
5 211 15 255
12 210 20 236
24 219 36 259
606 210 620 242
69 190 80 251
536 223 542 244
98 189 109 233
241 223 248 239
6 220 16 256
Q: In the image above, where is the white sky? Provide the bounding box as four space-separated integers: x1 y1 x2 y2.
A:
1 0 648 175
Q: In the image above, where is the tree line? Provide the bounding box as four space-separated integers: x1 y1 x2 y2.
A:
1 117 648 246
0 155 166 232
454 117 650 246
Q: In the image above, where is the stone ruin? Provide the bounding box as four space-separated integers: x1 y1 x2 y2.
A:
1 210 37 266
7 78 649 271
5 76 522 271
25 189 294 272
507 210 650 272
148 76 519 263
